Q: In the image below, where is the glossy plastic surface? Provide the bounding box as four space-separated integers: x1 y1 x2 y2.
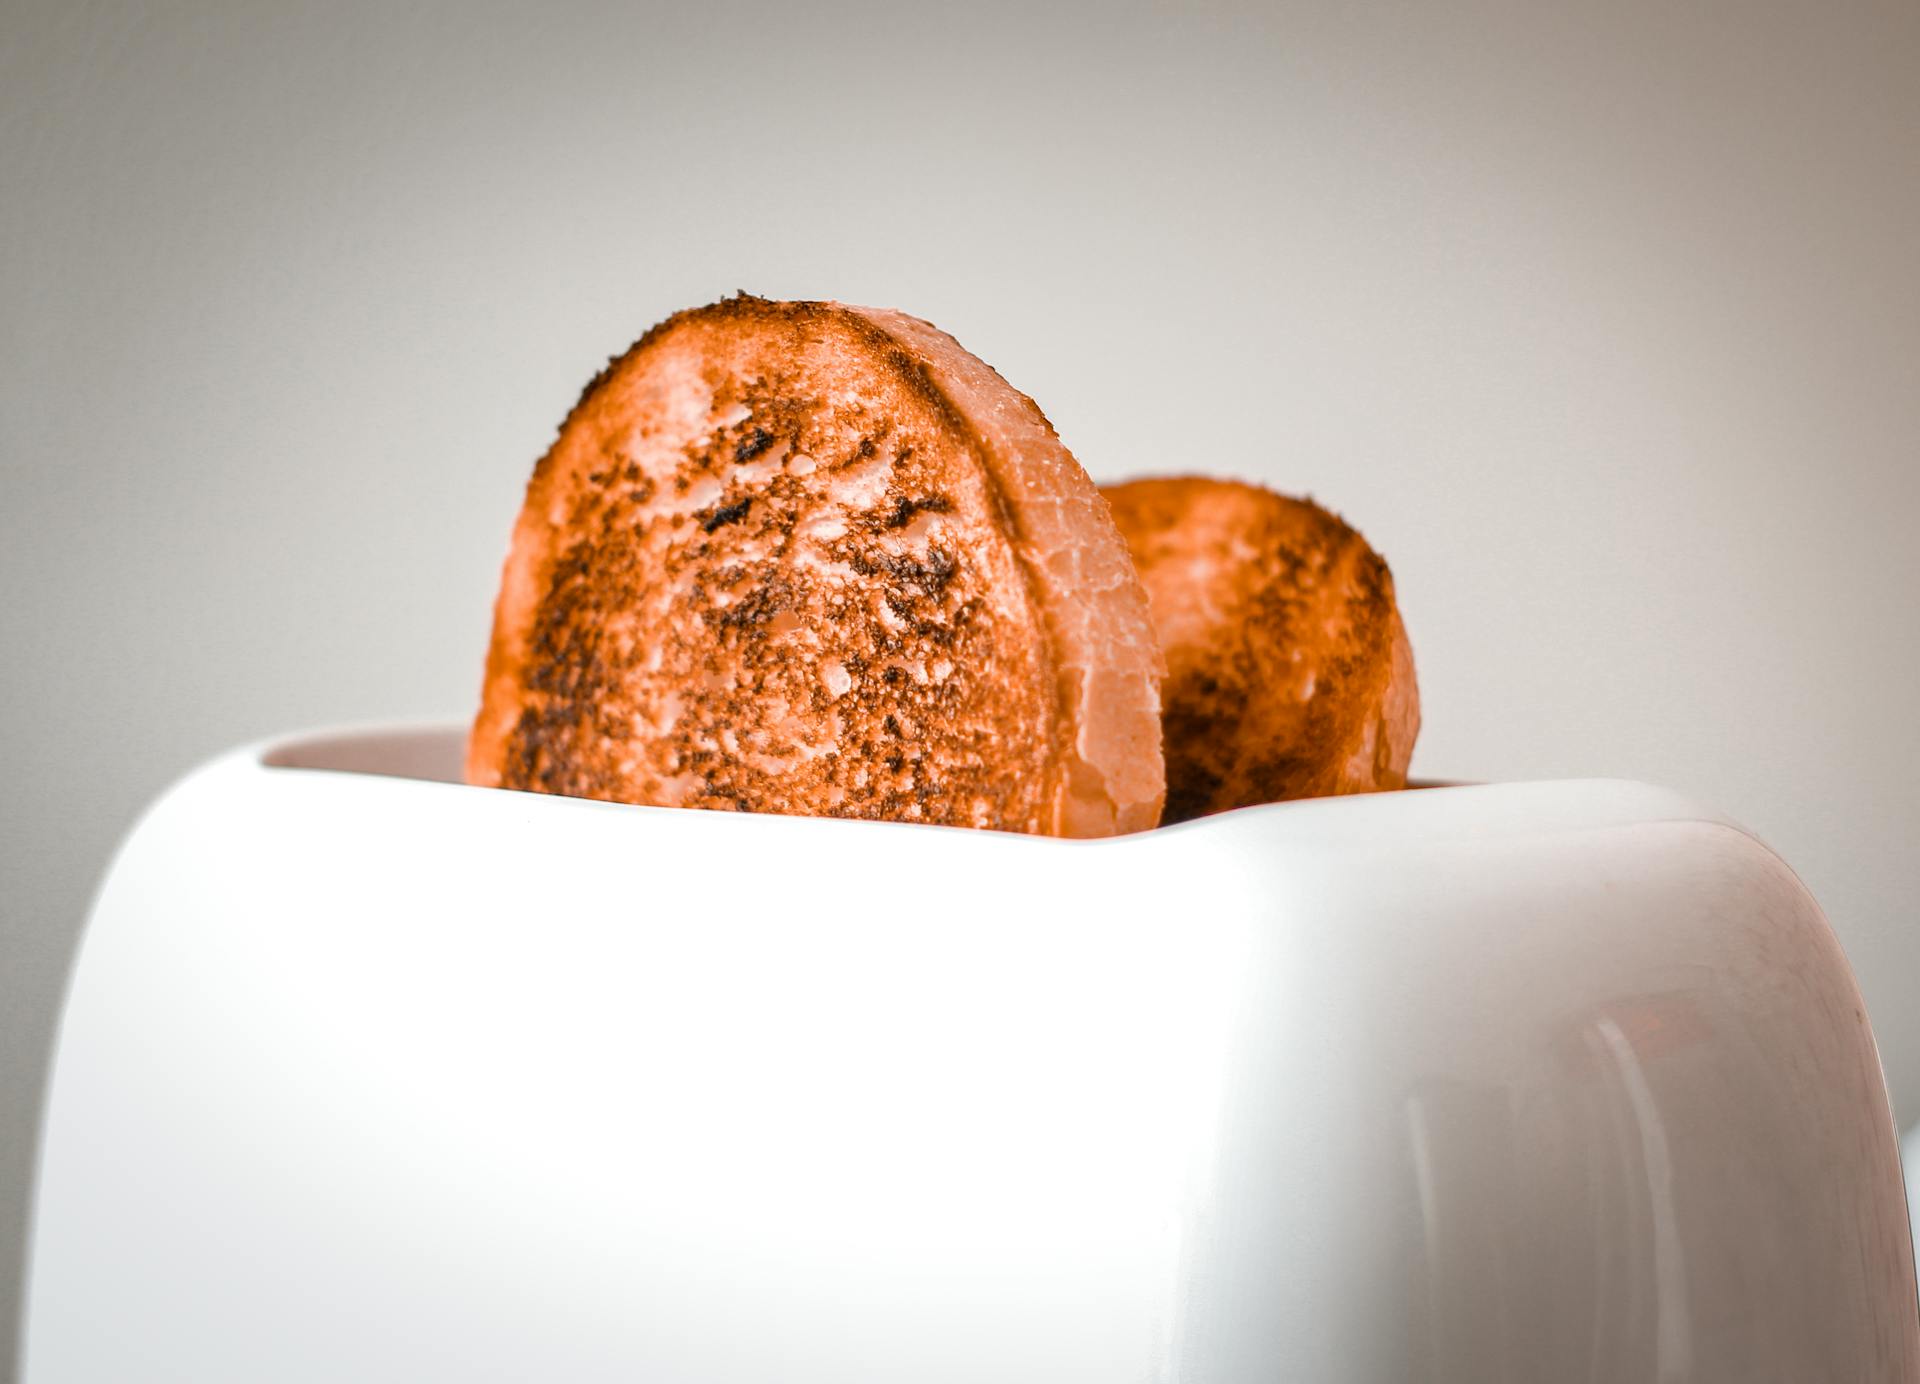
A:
24 727 1920 1382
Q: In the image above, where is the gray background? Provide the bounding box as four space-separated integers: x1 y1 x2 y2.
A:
3 0 1916 1373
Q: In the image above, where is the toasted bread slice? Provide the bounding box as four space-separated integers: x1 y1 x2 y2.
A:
1101 476 1418 823
469 297 1165 836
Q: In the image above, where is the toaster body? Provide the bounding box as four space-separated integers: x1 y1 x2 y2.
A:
23 726 1919 1381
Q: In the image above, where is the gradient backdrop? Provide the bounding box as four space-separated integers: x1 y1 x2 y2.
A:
4 0 1917 1372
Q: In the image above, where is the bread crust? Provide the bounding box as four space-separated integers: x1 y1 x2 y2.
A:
1101 476 1419 822
469 297 1164 836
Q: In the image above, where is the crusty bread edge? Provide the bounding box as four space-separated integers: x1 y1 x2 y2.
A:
843 305 1166 836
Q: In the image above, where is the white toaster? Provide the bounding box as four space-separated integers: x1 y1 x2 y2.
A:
23 725 1919 1381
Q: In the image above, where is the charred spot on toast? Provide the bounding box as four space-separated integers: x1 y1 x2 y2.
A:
873 492 953 530
700 497 752 533
845 545 959 598
733 427 776 463
706 579 791 630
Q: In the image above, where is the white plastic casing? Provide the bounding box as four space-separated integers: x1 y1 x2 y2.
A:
23 726 1920 1382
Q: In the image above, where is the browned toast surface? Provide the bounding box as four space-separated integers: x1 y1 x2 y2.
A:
469 297 1164 836
1101 476 1418 823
